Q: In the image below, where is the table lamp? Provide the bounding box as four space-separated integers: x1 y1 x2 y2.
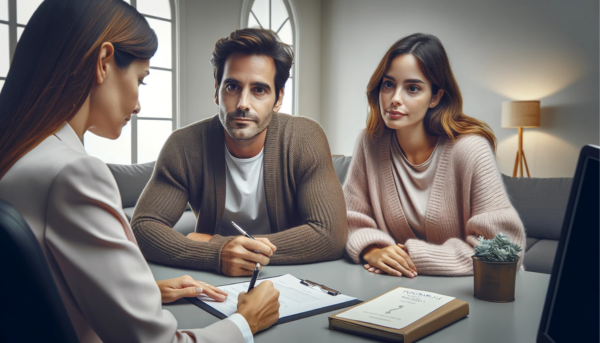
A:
501 100 540 177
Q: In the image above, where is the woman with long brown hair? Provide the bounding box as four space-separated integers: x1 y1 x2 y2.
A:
0 0 278 341
344 33 526 277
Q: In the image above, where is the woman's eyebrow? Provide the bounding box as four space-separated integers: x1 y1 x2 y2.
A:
404 78 425 84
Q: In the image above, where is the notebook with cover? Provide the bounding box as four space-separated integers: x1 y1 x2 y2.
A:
188 274 362 325
329 287 469 343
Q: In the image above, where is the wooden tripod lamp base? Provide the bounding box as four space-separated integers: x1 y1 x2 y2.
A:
501 101 540 178
512 127 530 177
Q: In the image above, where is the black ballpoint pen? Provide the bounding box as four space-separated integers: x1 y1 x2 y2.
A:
247 263 260 292
231 221 262 291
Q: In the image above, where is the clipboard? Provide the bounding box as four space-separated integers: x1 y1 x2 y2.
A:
187 274 362 325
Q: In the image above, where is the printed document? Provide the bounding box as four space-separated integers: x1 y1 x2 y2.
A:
336 287 454 330
197 274 356 318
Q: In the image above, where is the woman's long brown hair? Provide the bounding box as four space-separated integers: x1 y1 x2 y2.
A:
0 0 157 179
366 33 497 151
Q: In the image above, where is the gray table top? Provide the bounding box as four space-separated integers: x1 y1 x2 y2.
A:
149 259 550 343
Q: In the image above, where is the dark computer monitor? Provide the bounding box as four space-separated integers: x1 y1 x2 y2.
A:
537 145 599 343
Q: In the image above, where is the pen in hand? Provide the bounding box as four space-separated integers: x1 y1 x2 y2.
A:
231 222 263 292
231 221 262 267
248 263 260 292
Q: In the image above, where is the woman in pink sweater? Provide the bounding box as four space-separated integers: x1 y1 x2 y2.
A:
344 33 526 277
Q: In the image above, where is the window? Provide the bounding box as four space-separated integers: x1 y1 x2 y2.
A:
84 0 179 164
1 0 178 165
1 0 45 93
241 0 296 116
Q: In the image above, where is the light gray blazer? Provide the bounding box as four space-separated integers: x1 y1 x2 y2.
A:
0 123 246 343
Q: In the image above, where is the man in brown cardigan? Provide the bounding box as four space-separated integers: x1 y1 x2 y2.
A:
131 28 347 276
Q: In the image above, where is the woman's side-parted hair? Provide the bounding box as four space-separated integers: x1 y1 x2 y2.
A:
0 0 157 179
366 33 497 151
211 28 294 104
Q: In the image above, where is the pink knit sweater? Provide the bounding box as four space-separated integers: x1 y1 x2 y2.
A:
344 129 526 276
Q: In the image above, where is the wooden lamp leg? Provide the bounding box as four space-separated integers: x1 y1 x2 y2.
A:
512 149 519 177
522 150 531 177
511 127 529 178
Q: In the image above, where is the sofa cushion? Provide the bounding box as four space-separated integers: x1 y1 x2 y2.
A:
502 175 572 241
107 162 156 208
526 237 540 252
523 239 558 274
123 207 196 236
332 156 352 185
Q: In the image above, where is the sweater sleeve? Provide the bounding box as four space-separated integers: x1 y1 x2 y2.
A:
404 136 526 276
131 131 227 273
256 120 348 264
344 132 396 263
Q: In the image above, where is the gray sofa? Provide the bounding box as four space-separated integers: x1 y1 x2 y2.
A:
108 156 573 274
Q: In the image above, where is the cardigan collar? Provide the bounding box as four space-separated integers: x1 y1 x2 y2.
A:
378 128 454 242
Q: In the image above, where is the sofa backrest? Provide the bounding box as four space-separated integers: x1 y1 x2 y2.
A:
107 157 573 242
107 162 156 208
501 175 572 241
332 156 353 185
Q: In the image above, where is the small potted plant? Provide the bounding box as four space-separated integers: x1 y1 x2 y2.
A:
472 233 522 302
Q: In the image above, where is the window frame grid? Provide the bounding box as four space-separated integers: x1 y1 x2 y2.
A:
130 0 178 164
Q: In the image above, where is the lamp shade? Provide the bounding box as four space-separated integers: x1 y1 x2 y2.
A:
501 101 540 128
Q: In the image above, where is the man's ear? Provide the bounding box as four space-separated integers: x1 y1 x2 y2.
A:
95 42 115 85
272 87 285 113
214 81 219 105
429 89 444 108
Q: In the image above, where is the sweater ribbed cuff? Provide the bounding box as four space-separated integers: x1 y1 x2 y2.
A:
346 228 397 263
404 238 474 276
207 235 236 274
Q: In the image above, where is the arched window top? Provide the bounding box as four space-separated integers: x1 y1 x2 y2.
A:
248 0 293 46
241 0 297 115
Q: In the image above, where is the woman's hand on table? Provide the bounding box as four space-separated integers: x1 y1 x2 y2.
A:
361 243 418 278
156 275 228 303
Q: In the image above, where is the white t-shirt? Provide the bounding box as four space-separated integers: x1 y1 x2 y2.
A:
218 146 271 236
390 133 446 237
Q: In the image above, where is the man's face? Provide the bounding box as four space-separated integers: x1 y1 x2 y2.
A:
216 53 283 141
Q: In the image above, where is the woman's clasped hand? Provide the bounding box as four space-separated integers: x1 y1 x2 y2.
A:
362 243 418 278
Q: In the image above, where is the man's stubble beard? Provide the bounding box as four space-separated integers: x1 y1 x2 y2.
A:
220 108 274 147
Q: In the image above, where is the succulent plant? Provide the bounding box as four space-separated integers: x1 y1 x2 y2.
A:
473 233 522 262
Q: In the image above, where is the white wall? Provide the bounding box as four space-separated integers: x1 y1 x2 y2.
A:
178 0 322 125
319 0 599 177
179 0 243 126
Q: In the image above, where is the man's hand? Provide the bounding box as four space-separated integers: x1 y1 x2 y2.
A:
236 281 280 334
187 232 213 242
221 236 277 276
361 243 417 277
156 275 228 303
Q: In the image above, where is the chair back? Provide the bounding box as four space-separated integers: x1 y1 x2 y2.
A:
0 200 79 342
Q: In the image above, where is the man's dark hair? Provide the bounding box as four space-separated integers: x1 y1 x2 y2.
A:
211 28 294 104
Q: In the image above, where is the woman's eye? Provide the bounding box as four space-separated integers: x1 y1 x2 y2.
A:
408 85 419 92
383 81 394 89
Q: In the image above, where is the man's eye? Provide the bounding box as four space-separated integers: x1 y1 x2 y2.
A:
226 84 239 91
255 87 265 94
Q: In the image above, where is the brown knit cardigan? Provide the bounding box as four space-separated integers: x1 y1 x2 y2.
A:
131 113 348 273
